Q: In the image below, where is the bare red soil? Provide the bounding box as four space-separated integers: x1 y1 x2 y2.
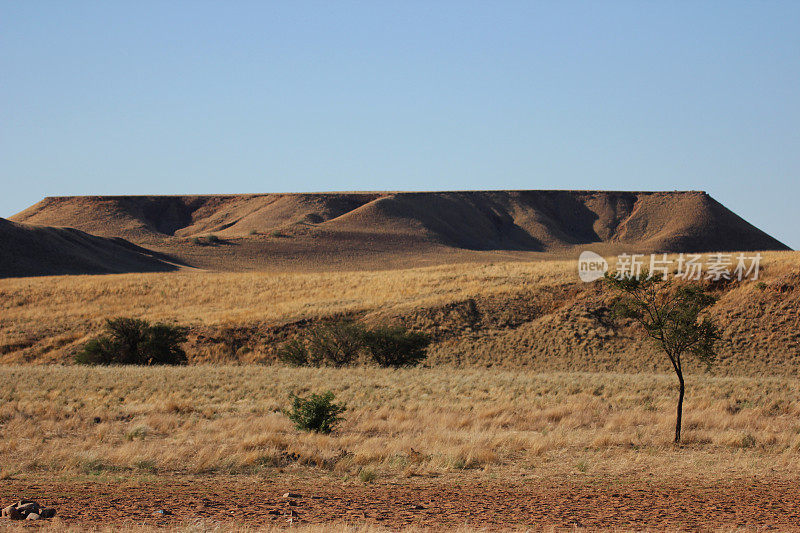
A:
2 475 798 530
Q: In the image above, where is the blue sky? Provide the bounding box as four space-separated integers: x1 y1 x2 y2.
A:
2 1 798 248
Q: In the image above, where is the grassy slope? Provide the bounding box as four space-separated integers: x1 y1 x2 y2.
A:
0 251 797 375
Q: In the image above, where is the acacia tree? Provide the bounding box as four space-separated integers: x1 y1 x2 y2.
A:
604 272 720 443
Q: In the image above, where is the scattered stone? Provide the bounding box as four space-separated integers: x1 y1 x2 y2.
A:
3 506 23 520
1 500 55 520
153 509 173 516
411 504 425 510
268 509 282 515
16 502 40 515
282 492 301 499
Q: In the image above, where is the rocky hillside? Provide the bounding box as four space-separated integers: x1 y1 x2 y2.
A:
11 190 789 253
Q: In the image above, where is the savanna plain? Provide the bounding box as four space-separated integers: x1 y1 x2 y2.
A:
1 252 800 531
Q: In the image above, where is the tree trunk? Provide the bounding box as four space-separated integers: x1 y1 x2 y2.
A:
675 372 685 443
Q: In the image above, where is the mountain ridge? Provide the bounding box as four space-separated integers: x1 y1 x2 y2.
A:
11 190 789 252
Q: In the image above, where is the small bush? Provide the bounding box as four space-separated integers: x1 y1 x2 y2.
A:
75 317 188 365
287 391 346 434
358 467 377 483
207 234 220 244
363 326 431 367
277 338 309 367
739 433 757 448
75 337 118 365
307 320 367 366
277 320 430 368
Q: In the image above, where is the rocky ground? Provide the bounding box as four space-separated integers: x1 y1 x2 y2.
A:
1 474 799 531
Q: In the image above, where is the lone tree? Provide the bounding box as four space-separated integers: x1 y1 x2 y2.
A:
604 272 720 443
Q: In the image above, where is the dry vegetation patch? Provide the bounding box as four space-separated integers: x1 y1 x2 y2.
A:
0 366 799 482
2 252 798 375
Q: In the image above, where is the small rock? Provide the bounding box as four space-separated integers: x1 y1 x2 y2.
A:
152 509 173 516
282 492 301 499
5 507 23 520
16 502 40 515
39 507 56 519
268 509 282 515
26 513 41 520
1 505 13 518
411 504 425 510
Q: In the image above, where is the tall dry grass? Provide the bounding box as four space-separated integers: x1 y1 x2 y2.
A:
1 251 797 367
1 366 799 483
0 259 574 362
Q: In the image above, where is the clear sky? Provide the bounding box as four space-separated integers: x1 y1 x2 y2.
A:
2 1 798 248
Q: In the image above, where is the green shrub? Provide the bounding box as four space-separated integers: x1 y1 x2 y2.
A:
75 337 119 365
140 323 190 364
363 326 431 367
75 317 188 365
306 320 367 366
207 234 220 244
287 391 346 434
277 320 430 368
277 338 309 366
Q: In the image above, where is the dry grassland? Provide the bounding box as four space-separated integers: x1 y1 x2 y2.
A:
0 253 799 530
1 251 798 370
1 365 799 483
0 258 572 363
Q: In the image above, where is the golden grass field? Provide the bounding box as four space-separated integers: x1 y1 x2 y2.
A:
2 365 799 482
1 251 798 373
1 252 799 530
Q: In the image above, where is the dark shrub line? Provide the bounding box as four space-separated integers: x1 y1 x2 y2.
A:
277 320 430 368
76 317 188 365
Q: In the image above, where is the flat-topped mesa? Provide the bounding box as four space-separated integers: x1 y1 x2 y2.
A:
10 190 789 253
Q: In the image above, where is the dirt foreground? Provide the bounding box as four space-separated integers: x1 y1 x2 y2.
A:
1 474 799 531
